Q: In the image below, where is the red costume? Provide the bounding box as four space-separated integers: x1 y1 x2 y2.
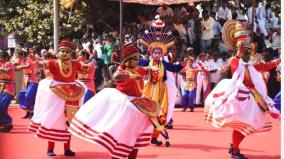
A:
29 40 85 157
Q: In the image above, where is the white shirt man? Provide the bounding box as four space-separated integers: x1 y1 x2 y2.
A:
266 8 279 29
201 17 215 40
256 4 268 37
217 6 230 21
94 42 104 60
208 58 223 87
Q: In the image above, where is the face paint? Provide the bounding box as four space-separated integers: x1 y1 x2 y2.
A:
152 48 163 61
58 47 71 60
128 55 139 68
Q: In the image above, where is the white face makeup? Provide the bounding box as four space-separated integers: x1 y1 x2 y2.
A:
58 47 71 60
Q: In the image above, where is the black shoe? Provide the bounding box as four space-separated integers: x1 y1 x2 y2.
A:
151 138 163 146
165 124 173 129
22 111 31 119
64 149 76 156
231 153 248 159
182 108 187 112
47 151 56 156
28 112 34 119
190 108 194 112
229 144 247 159
228 144 233 154
0 125 13 133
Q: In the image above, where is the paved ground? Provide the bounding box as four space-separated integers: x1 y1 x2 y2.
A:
0 106 281 159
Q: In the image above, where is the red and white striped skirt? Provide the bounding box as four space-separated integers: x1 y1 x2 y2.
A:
69 88 153 159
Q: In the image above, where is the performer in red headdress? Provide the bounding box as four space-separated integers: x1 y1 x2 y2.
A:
29 39 88 157
204 20 280 159
69 43 164 159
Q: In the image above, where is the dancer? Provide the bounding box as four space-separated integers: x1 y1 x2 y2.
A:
180 56 197 112
204 20 280 159
16 48 39 119
77 49 96 103
69 43 163 159
140 18 185 146
0 50 14 132
29 40 87 157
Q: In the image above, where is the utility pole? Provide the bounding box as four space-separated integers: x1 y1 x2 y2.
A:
119 0 123 47
53 0 59 54
251 0 256 36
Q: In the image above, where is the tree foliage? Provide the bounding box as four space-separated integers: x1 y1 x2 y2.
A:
0 0 87 48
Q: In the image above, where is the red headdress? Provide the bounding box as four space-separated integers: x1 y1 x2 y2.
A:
58 39 74 51
120 43 141 69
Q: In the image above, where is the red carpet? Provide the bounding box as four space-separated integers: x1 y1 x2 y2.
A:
0 106 280 159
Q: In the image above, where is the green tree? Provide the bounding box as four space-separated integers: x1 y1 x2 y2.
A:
0 0 87 48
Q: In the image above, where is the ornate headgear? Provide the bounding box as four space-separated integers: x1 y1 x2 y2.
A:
58 39 73 51
222 20 249 50
141 17 174 55
121 43 141 62
152 15 165 28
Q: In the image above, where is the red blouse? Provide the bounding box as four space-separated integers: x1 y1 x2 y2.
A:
115 67 147 97
230 57 278 88
47 59 82 82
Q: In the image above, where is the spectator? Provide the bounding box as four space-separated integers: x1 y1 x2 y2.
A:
266 4 279 29
103 35 115 79
210 12 222 40
201 10 214 53
208 52 223 89
217 1 230 26
156 4 174 20
90 51 105 93
188 10 202 56
255 1 269 38
109 45 121 79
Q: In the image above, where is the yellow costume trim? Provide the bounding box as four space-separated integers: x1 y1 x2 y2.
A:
141 41 175 55
143 60 169 116
244 66 269 112
50 84 84 101
65 104 79 123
